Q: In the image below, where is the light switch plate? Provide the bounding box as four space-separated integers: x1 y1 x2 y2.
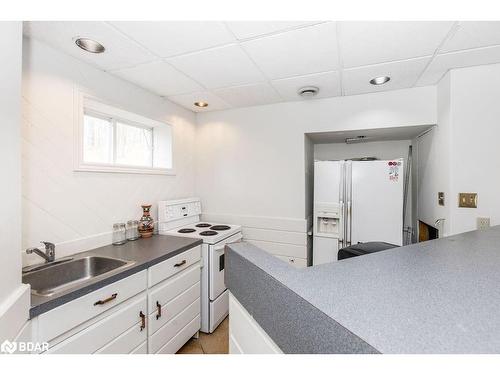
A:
477 217 490 230
458 193 477 208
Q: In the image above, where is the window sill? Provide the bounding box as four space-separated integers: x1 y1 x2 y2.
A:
74 164 176 176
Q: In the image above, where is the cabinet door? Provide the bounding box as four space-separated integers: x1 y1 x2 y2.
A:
148 282 200 334
38 270 147 343
149 299 200 354
148 246 201 287
147 263 200 313
155 315 201 354
46 293 147 354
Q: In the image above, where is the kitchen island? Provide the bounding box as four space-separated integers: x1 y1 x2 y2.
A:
225 226 500 354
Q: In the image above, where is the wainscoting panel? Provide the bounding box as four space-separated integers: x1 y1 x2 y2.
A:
202 213 308 264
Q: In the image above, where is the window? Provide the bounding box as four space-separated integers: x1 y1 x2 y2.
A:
75 94 173 174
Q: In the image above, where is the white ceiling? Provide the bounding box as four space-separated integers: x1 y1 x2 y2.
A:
23 21 500 113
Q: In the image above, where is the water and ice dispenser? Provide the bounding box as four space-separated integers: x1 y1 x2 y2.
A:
313 203 341 237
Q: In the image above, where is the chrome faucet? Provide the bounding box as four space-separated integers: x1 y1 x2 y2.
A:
26 241 55 263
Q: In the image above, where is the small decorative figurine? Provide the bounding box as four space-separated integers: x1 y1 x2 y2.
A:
138 204 154 238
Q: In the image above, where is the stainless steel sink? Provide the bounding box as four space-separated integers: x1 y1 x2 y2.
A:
22 256 135 297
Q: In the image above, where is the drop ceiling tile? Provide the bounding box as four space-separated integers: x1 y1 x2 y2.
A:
167 91 230 113
109 21 236 57
168 44 265 89
417 45 500 86
241 22 339 80
271 71 341 100
213 83 282 108
440 21 500 53
111 61 203 96
339 21 454 68
343 57 431 96
225 21 319 40
24 21 155 71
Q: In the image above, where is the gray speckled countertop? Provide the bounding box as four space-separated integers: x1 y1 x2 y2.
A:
27 235 202 318
226 226 500 353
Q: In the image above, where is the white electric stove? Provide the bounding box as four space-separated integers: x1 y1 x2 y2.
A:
158 197 241 333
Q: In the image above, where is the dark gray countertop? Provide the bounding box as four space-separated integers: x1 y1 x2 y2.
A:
27 235 202 318
226 226 500 353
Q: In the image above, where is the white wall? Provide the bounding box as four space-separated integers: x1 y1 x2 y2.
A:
196 87 436 260
417 62 500 236
22 37 198 265
0 22 30 342
449 63 500 234
415 73 452 236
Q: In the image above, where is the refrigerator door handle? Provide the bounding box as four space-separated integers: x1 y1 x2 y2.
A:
346 200 352 246
339 201 344 247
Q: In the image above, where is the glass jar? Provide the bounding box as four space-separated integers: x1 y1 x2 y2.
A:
126 220 140 241
112 223 127 245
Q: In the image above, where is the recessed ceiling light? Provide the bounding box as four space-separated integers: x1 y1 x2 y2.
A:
194 101 208 108
75 38 105 54
369 76 390 85
298 86 319 98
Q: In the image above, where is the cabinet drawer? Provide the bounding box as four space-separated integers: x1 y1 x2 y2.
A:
47 292 147 354
149 298 200 354
38 270 147 343
148 263 200 312
96 317 147 354
130 341 147 354
148 245 201 287
148 282 200 334
156 314 200 354
275 255 307 268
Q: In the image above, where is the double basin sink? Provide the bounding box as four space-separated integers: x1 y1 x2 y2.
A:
23 256 135 297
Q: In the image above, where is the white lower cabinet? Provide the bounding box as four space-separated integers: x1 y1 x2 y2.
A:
155 315 201 354
47 292 147 354
147 259 202 354
130 341 148 354
228 292 282 354
31 245 202 354
149 299 200 353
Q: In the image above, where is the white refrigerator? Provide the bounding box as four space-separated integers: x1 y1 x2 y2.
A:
313 159 404 265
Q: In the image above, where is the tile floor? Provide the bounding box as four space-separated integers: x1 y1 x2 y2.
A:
176 317 229 354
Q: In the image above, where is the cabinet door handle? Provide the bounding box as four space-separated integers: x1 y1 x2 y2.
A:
156 301 162 320
94 293 117 306
139 311 146 331
174 260 186 267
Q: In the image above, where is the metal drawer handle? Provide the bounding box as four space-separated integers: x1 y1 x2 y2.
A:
174 259 186 268
139 311 146 331
94 293 117 306
156 301 162 320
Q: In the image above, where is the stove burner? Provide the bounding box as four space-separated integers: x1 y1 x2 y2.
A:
210 225 230 231
199 230 218 236
196 223 212 228
178 228 196 233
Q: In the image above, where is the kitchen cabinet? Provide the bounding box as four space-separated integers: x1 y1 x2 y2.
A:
228 292 282 354
147 246 201 354
29 244 202 354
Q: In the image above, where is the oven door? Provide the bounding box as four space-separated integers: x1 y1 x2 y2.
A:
209 232 242 301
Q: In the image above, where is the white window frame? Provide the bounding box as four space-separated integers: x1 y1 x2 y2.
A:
74 90 175 175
